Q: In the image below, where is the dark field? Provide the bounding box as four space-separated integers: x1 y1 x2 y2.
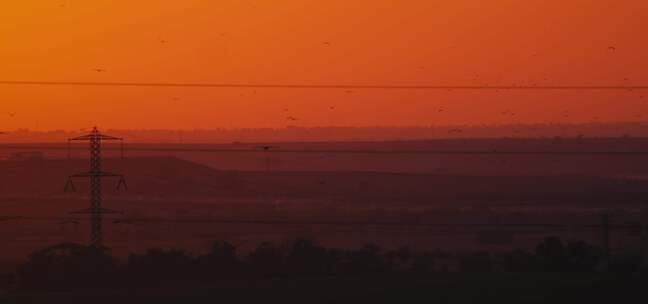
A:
1 138 648 302
1 138 647 264
5 273 648 304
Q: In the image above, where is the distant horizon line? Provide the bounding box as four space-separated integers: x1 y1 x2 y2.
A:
3 120 648 132
2 80 648 90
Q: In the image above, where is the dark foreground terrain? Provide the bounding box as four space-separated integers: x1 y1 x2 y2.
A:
0 155 647 261
1 236 648 304
0 139 647 302
4 273 647 304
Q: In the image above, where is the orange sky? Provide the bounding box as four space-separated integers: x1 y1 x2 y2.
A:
1 0 648 130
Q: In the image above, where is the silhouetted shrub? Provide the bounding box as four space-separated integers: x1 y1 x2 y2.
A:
460 251 493 272
127 248 195 285
344 244 390 273
13 236 641 293
534 237 603 272
286 239 335 275
247 242 285 276
19 243 117 291
535 237 568 271
566 241 600 272
387 246 415 272
196 241 240 278
501 249 540 272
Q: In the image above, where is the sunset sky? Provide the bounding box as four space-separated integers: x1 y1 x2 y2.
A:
1 0 647 130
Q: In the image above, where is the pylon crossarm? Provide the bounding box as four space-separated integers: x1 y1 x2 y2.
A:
97 135 123 140
70 171 124 178
64 178 76 192
69 135 122 141
68 135 94 141
70 207 124 215
116 177 128 191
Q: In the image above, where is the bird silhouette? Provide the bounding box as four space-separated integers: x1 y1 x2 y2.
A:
93 68 106 73
256 145 278 151
322 41 331 46
608 46 616 51
286 116 299 121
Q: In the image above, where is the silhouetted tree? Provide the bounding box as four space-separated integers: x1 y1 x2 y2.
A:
19 243 117 291
344 244 390 273
196 241 240 278
501 249 540 272
127 248 195 285
535 237 568 271
387 246 416 272
247 242 285 276
286 238 335 275
566 241 600 272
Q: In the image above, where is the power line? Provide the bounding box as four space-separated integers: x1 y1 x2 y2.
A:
2 215 637 229
1 80 648 90
2 144 648 155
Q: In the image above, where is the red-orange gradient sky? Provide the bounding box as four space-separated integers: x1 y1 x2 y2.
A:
1 0 648 130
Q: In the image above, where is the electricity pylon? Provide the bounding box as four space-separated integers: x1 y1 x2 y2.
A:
64 127 127 247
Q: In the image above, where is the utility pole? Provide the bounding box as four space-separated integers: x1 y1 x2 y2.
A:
257 145 278 172
64 127 127 247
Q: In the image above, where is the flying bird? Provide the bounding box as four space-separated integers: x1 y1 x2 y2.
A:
93 68 106 73
608 46 616 51
256 145 278 151
286 116 299 121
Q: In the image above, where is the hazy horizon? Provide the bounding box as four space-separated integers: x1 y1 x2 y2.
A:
2 121 648 143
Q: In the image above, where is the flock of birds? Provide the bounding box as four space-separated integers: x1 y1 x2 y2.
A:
2 44 641 132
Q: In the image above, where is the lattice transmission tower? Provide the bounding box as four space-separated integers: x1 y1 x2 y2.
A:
64 127 127 247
